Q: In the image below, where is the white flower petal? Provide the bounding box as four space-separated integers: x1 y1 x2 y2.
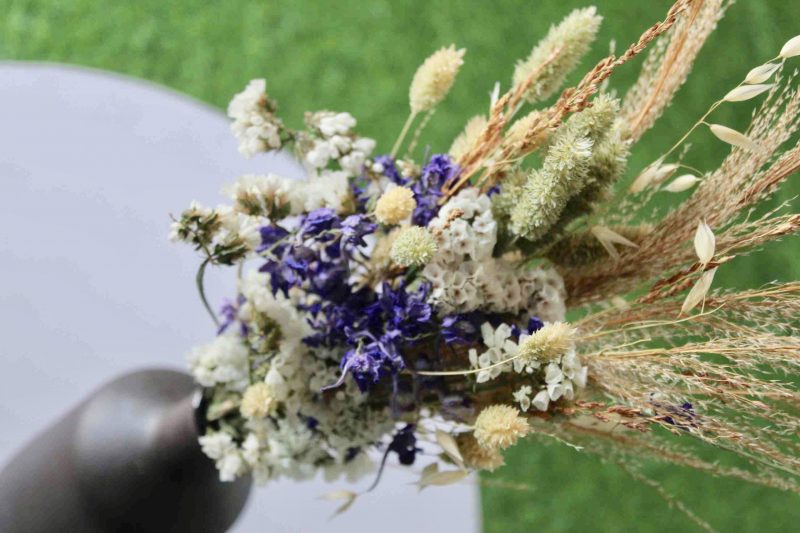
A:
532 389 550 412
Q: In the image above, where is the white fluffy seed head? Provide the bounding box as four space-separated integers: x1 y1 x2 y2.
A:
517 322 576 363
374 186 417 225
473 404 530 451
240 382 275 419
409 45 466 114
390 226 437 267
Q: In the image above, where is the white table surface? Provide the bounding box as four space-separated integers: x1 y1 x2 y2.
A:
0 62 479 532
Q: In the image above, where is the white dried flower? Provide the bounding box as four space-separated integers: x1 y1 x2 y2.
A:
513 385 533 412
409 45 466 114
517 322 576 365
390 226 437 267
473 404 530 451
227 79 283 158
240 382 276 419
374 186 416 225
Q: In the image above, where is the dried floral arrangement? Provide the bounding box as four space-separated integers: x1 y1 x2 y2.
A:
171 0 800 523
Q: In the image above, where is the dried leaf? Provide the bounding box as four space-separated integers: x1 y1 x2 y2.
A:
663 174 700 193
709 124 761 153
629 159 678 193
591 225 640 260
779 35 800 58
744 63 780 84
681 267 717 314
723 84 774 102
418 469 469 489
421 462 439 478
436 430 465 468
320 490 358 517
694 220 715 265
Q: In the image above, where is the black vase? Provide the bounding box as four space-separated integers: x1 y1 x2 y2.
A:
0 369 252 532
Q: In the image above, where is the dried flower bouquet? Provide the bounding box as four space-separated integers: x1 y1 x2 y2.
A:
171 0 800 521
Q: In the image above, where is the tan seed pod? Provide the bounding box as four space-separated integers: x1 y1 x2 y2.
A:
663 174 700 193
723 84 774 102
694 220 715 265
744 63 780 84
709 124 761 152
779 35 800 58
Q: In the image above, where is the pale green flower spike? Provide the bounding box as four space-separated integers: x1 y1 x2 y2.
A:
512 7 603 103
508 94 620 242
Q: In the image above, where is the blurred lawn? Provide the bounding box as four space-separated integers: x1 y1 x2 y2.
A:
2 0 798 530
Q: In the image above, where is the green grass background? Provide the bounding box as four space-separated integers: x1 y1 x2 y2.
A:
2 0 798 530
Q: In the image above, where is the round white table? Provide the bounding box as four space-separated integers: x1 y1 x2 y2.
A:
0 62 479 532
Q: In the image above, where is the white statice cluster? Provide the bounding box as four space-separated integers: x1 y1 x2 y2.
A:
304 111 376 176
468 322 518 383
227 79 284 158
513 349 587 412
192 271 393 484
468 322 588 412
422 188 566 321
187 333 250 392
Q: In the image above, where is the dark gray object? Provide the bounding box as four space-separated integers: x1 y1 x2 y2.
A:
0 369 252 532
